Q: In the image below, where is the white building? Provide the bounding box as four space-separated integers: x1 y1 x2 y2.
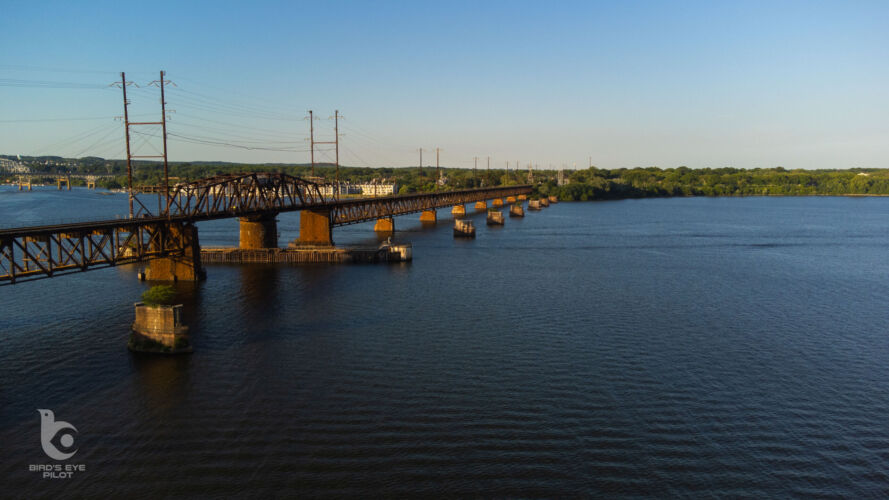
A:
316 180 397 197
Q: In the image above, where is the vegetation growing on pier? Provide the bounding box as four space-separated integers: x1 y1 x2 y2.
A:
141 285 176 307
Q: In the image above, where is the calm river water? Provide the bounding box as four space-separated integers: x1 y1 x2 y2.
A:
2 187 889 497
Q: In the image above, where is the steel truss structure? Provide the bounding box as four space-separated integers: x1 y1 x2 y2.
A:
330 185 531 225
1 174 532 285
164 173 326 218
0 219 194 284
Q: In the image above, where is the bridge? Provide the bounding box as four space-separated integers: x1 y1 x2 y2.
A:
0 172 532 285
10 173 114 190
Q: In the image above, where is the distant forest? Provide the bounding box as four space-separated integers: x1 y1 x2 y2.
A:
2 155 888 200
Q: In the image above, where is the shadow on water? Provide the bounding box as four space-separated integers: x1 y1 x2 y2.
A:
128 352 192 414
127 279 202 412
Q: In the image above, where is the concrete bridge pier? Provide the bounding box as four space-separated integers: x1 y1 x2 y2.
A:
296 208 333 246
506 196 516 203
374 216 395 233
452 204 466 217
145 222 205 282
474 201 487 210
239 214 278 249
492 198 504 207
419 209 437 223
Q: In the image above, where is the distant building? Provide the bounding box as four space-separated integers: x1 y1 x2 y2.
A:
354 180 396 196
0 158 29 173
316 179 397 197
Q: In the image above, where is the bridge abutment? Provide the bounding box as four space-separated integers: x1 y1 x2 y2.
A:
239 214 278 249
296 208 333 246
145 223 205 282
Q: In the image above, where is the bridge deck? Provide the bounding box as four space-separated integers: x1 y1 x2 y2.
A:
0 180 532 284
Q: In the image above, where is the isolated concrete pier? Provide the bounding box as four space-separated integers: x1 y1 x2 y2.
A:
510 204 525 217
129 303 192 354
487 210 504 225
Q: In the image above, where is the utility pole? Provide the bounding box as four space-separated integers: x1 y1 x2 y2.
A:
120 72 133 218
334 110 339 199
308 110 315 176
158 70 170 215
473 156 478 186
418 148 424 174
435 147 440 187
589 156 592 169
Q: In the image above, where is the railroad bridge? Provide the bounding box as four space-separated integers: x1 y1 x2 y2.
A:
0 173 532 285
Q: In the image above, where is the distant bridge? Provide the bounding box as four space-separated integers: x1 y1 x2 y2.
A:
0 173 532 285
10 173 114 190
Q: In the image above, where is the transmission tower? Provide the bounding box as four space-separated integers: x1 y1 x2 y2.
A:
310 110 343 198
113 70 175 218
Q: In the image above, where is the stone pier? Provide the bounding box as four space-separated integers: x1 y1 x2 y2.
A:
239 214 278 249
374 216 395 233
296 208 333 246
492 198 504 207
506 196 516 203
474 201 487 210
146 223 205 282
129 303 192 354
452 204 466 216
419 209 437 223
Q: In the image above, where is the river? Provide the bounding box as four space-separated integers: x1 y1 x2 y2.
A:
2 187 889 496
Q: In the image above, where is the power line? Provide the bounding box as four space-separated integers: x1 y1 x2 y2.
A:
168 132 313 152
0 78 110 89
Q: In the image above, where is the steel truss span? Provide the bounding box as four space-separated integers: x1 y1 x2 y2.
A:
0 173 532 285
0 221 192 285
330 185 531 226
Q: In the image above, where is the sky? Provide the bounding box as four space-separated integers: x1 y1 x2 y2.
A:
1 0 887 170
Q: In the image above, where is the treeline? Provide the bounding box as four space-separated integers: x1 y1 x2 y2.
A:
537 167 889 201
4 155 889 199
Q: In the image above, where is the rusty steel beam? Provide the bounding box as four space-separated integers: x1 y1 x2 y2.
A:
330 185 532 226
0 174 531 285
0 221 193 285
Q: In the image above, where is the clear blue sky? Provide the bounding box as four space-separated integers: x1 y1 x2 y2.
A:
1 0 887 170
